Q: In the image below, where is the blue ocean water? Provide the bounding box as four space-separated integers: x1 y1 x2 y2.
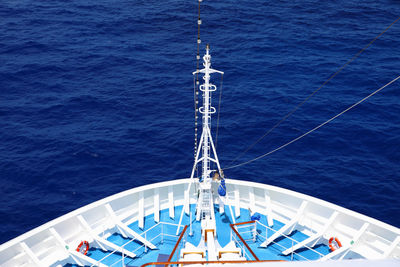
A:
0 0 399 244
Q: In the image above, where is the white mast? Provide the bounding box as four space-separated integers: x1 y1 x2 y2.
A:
175 45 224 235
190 44 224 221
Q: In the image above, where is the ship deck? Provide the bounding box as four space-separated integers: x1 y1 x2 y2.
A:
65 205 330 267
1 179 398 267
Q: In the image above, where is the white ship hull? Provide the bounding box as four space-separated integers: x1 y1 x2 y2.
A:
1 178 399 266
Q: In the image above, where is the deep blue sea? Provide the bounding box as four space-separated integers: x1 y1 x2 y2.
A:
0 0 399 244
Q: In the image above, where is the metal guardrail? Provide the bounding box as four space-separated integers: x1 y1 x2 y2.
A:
255 220 325 260
91 221 185 267
230 221 260 261
167 225 188 263
94 218 326 266
141 259 285 267
231 220 325 261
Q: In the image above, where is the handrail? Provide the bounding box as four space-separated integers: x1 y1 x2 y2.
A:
234 220 256 226
255 220 325 259
230 221 259 261
91 221 184 267
167 225 188 262
141 259 285 267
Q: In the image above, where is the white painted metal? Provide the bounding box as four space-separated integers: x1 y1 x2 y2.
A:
104 204 156 250
153 188 160 222
190 45 224 223
168 185 174 219
234 186 240 218
76 215 107 251
184 184 190 214
265 191 274 226
227 192 236 224
206 231 217 260
176 182 191 235
77 215 138 259
138 191 144 229
20 242 42 267
283 211 339 255
261 200 308 247
49 227 107 267
384 236 400 258
321 222 369 261
1 178 399 266
218 195 225 214
249 187 255 215
197 46 217 182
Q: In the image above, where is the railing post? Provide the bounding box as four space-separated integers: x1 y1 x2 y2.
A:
230 222 259 261
189 203 193 236
253 222 256 242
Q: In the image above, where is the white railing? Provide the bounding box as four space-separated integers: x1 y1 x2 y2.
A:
168 226 189 265
230 220 326 261
255 220 326 261
234 223 257 243
90 222 184 267
231 231 252 260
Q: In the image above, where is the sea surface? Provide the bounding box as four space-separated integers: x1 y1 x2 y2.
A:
0 0 399 244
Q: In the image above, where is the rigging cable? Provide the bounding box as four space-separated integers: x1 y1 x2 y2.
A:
228 16 400 167
223 74 400 171
215 73 224 150
212 73 224 171
193 75 198 163
194 0 202 177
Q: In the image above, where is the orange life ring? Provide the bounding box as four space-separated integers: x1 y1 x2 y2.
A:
76 240 89 255
329 237 342 251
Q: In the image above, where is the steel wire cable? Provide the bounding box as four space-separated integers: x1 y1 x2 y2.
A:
194 0 202 177
223 75 400 170
228 16 400 167
215 74 224 150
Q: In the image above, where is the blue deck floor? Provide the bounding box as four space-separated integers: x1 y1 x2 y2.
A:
64 204 330 266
